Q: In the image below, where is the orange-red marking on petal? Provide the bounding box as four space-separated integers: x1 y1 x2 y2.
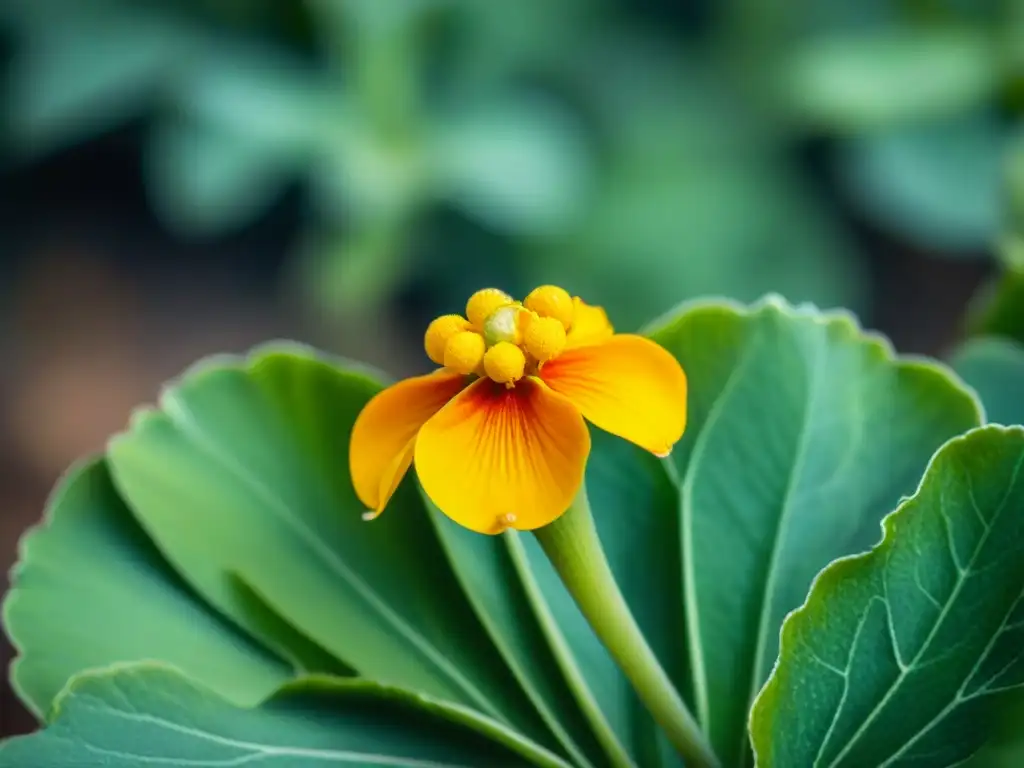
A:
414 377 590 534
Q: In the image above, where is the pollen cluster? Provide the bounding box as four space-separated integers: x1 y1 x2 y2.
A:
423 286 576 387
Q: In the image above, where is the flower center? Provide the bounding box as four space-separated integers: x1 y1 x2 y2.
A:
423 285 578 387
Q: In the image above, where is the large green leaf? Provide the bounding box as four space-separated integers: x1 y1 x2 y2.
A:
952 338 1024 426
105 344 553 746
646 297 982 766
0 664 570 767
751 425 1024 766
2 460 291 716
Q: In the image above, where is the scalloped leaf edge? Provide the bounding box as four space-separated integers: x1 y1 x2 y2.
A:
645 293 986 424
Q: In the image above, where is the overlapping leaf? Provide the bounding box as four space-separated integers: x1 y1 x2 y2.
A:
0 664 568 768
105 345 552 746
2 460 291 716
647 297 982 766
0 297 1002 767
751 426 1024 767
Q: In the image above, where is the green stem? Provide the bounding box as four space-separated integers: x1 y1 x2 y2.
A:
533 487 720 768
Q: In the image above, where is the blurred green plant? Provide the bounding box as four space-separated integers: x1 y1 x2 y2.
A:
4 0 1021 324
952 124 1024 427
0 0 855 329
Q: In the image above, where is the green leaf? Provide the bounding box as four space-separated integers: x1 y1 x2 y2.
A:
647 296 983 767
782 28 998 132
952 338 1024 426
227 573 354 677
1 460 291 716
751 425 1024 767
106 344 554 746
0 664 570 767
837 115 1005 253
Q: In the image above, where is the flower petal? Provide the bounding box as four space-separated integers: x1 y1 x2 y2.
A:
565 297 614 350
541 334 687 456
350 370 466 517
414 377 590 534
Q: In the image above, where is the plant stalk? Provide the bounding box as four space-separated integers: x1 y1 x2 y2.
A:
533 487 720 768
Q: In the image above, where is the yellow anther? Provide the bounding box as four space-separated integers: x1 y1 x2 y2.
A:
484 342 525 386
444 331 486 375
425 314 471 365
524 285 574 331
524 315 566 363
482 305 525 347
466 288 513 329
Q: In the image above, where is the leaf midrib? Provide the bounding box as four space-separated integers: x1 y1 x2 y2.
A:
159 393 499 720
877 590 1024 767
740 328 828 767
428 506 596 768
503 532 637 768
821 444 1024 768
682 321 831 765
681 333 760 735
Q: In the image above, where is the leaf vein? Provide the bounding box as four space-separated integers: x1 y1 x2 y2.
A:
829 444 1024 768
161 394 498 720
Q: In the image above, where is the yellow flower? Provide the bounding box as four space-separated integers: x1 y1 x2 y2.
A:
349 286 688 534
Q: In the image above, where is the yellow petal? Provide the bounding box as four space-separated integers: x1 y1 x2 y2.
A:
349 370 466 517
565 297 614 349
414 377 590 534
541 334 687 456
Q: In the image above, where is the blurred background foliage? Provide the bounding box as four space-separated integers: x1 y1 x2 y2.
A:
4 0 1022 332
2 0 1024 739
